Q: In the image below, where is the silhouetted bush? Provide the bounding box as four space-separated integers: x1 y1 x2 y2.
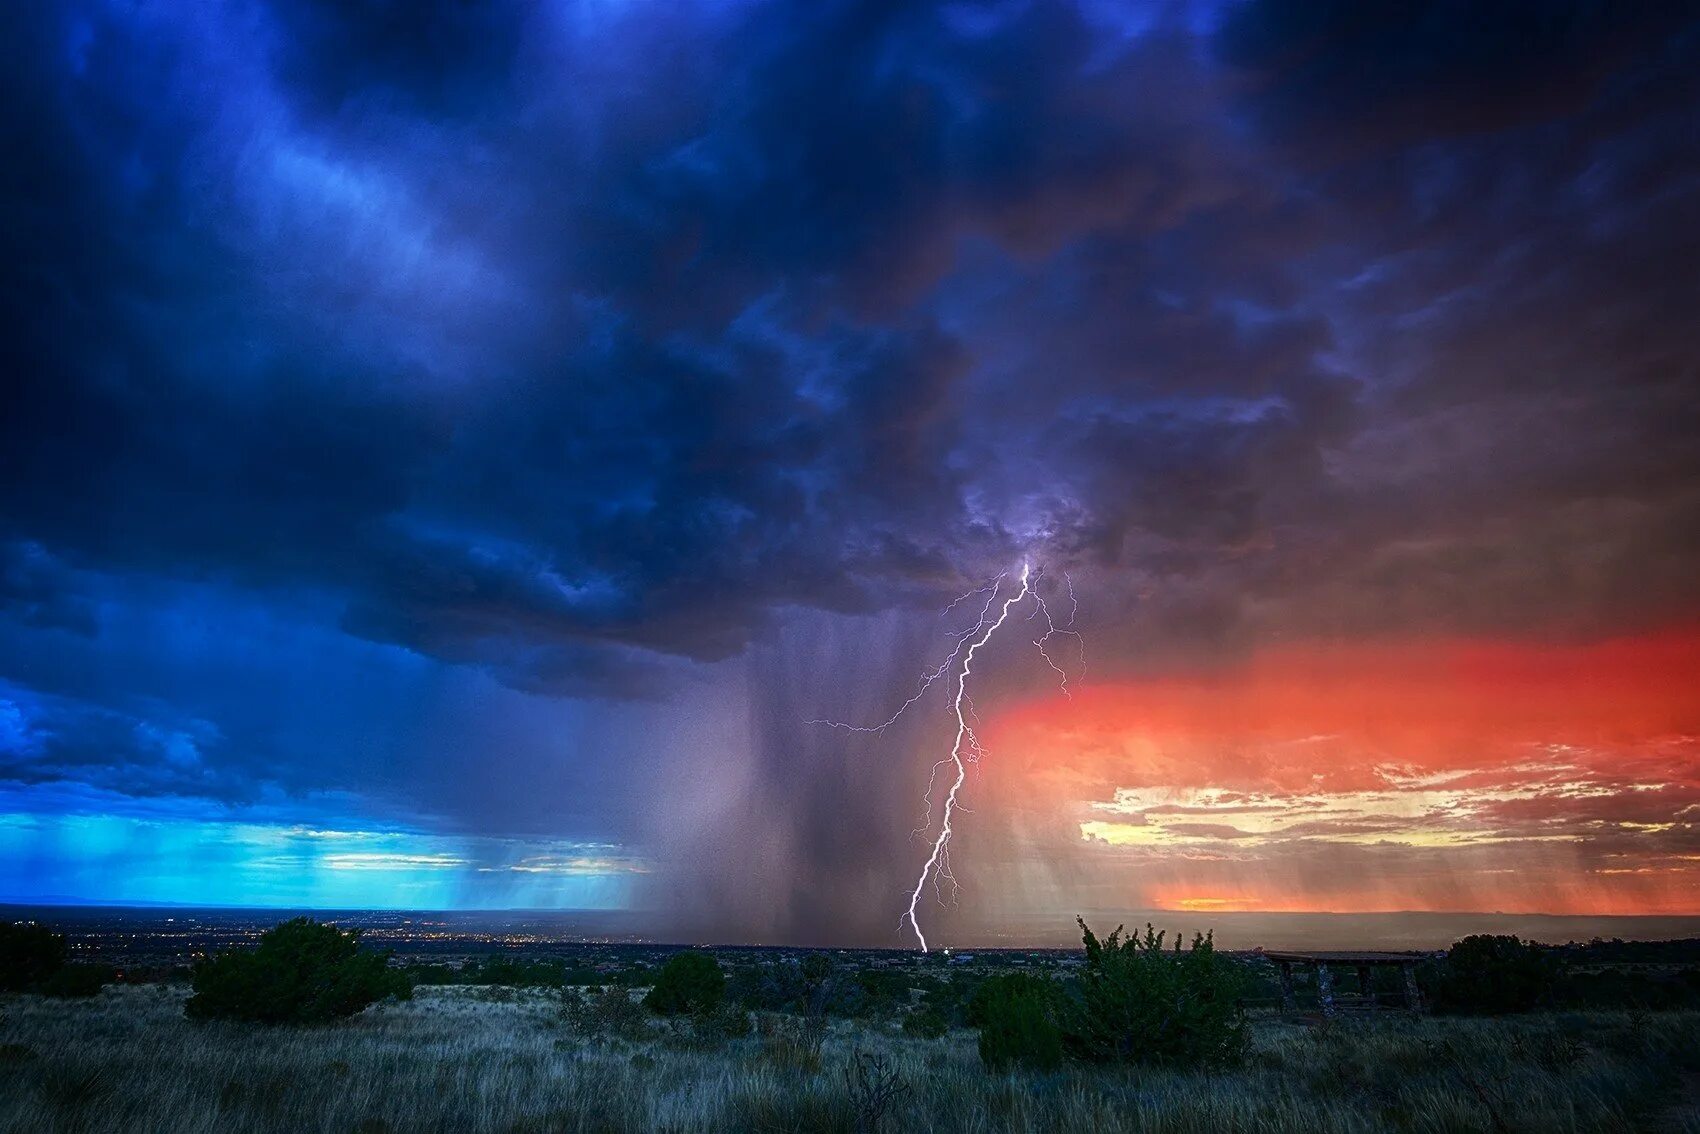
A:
1432 935 1560 1015
972 972 1065 1070
644 951 725 1016
0 922 67 991
1557 966 1700 1011
1061 919 1249 1069
185 917 412 1023
40 964 114 999
1560 937 1700 965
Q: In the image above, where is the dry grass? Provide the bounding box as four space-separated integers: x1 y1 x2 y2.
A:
0 985 1695 1133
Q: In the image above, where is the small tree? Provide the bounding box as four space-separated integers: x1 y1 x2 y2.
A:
0 922 69 991
643 950 724 1016
1062 919 1248 1069
185 917 411 1023
1434 935 1558 1014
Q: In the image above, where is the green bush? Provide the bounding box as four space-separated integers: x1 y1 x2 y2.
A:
0 922 67 991
1062 919 1249 1069
185 917 412 1023
972 973 1065 1070
40 964 114 999
1433 935 1559 1014
643 951 725 1016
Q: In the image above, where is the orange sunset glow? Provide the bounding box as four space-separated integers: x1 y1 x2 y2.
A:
983 629 1700 917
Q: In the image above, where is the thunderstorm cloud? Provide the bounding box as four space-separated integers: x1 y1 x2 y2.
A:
1 0 1698 943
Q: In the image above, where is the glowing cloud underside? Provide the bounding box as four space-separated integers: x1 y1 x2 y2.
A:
816 562 1081 951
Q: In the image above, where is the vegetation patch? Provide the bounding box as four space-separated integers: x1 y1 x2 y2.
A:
559 985 650 1040
643 950 726 1016
185 917 412 1024
1064 919 1249 1069
1429 934 1561 1015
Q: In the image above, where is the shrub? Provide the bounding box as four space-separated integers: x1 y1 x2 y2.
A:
756 1013 827 1073
185 917 412 1023
688 1001 752 1042
817 968 888 1018
560 985 650 1039
404 963 461 986
1558 966 1700 1011
730 959 810 1013
40 964 114 999
902 1004 949 1039
1061 919 1249 1069
0 922 67 991
850 969 909 1014
801 953 834 985
843 1050 909 1132
1433 935 1559 1014
644 951 725 1016
972 973 1065 1070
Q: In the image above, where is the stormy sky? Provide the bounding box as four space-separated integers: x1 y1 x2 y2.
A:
3 0 1698 945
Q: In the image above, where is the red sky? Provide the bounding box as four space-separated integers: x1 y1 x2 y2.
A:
982 628 1700 916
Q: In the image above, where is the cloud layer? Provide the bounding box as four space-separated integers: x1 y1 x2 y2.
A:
2 0 1698 939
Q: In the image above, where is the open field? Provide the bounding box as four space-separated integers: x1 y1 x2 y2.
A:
2 985 1697 1133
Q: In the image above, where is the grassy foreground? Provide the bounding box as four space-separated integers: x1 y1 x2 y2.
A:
2 985 1697 1133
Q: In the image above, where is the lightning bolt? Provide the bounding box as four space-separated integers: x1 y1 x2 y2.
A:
806 575 1005 737
1029 567 1084 700
813 560 1082 952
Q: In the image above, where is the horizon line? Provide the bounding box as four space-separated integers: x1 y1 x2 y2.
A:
7 898 1700 919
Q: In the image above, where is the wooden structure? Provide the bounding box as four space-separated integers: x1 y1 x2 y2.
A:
1261 950 1427 1016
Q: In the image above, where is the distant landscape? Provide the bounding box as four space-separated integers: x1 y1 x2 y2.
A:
17 905 1700 956
5 907 1700 1132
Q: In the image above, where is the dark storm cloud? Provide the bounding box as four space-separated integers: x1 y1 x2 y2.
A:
6 0 1201 680
265 0 530 117
0 544 98 637
0 679 244 803
1 0 1699 934
1214 0 1700 152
